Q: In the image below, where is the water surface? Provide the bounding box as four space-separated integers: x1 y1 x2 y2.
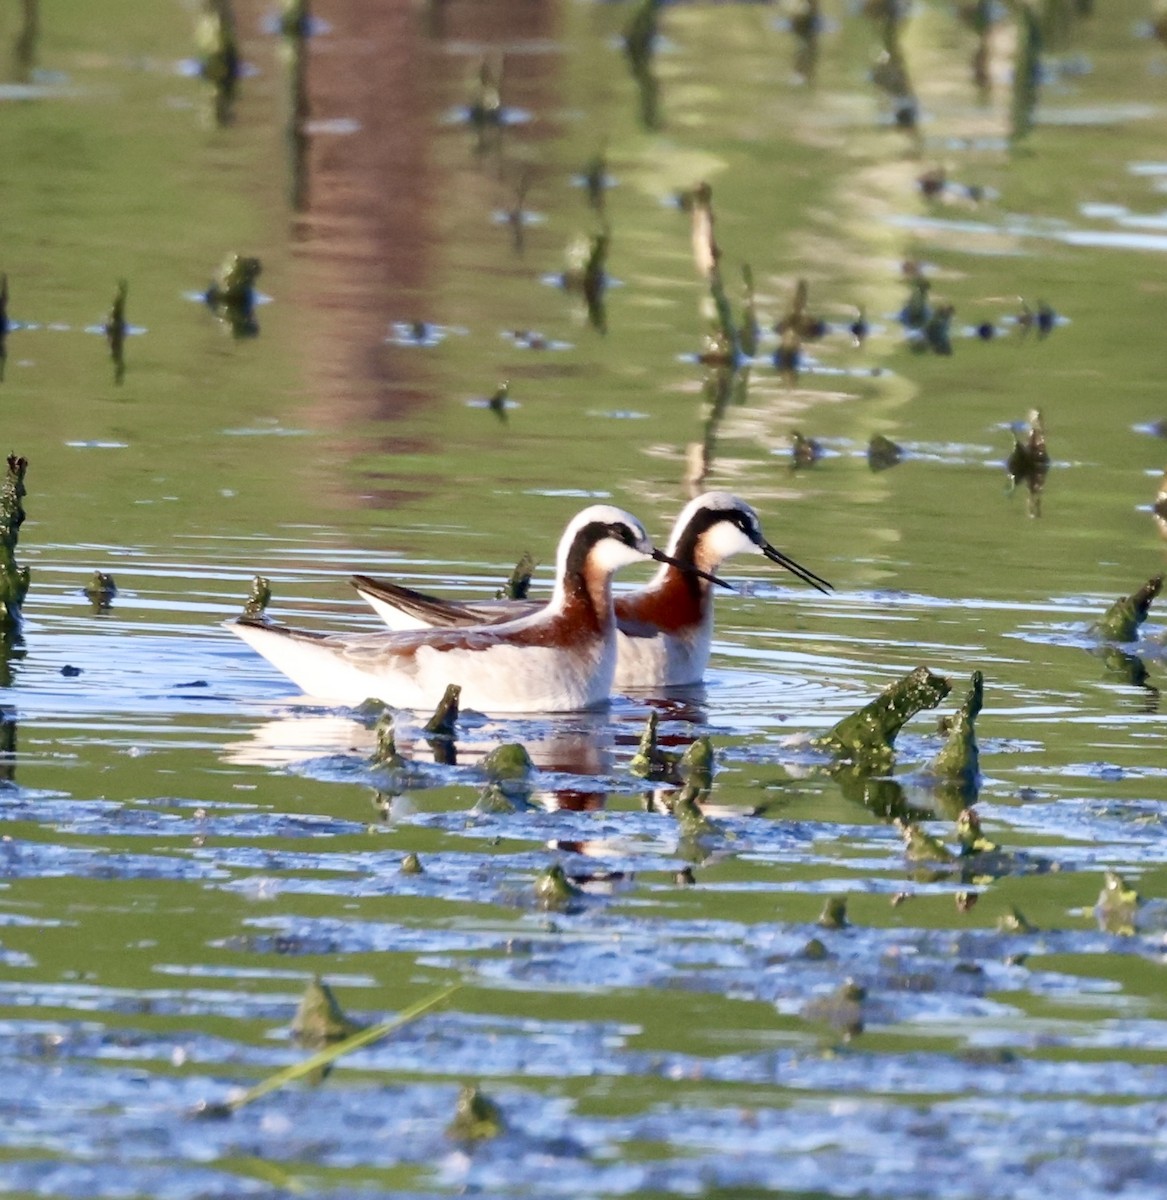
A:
0 1 1165 1196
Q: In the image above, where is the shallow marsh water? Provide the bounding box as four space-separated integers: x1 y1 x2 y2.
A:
0 0 1165 1196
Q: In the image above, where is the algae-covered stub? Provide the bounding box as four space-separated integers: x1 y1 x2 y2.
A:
474 782 531 814
0 454 30 633
801 936 829 960
630 709 680 780
242 575 271 618
815 666 952 769
817 896 849 929
205 253 262 336
496 551 536 600
482 742 534 781
533 863 584 911
487 380 509 424
997 904 1037 934
1090 575 1162 644
738 263 759 357
105 279 128 383
423 683 461 737
446 1083 505 1141
896 817 955 865
801 977 866 1040
84 570 117 612
400 852 423 876
291 976 364 1049
1094 870 1139 936
867 434 903 472
929 670 983 790
790 431 822 468
955 806 999 857
677 735 714 790
370 713 406 770
670 782 717 843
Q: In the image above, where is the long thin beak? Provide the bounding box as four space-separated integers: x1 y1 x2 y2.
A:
651 547 733 590
760 541 833 594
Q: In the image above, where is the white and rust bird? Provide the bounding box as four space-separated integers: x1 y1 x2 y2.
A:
352 492 832 691
229 505 726 713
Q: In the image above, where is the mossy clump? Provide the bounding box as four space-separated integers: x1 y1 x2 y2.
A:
291 976 364 1050
533 864 584 911
495 552 535 600
929 671 983 793
818 896 849 930
370 714 407 770
0 455 30 634
1090 576 1162 644
84 571 118 614
867 434 903 472
482 742 535 785
814 666 951 771
629 710 679 780
205 253 262 336
423 684 461 737
447 1084 505 1141
242 575 271 619
104 279 128 382
1095 870 1139 936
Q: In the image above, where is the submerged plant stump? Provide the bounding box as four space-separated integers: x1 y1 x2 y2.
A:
814 666 951 772
1090 575 1162 643
291 977 364 1050
424 684 461 737
928 671 984 801
0 455 30 634
447 1084 505 1141
496 553 535 600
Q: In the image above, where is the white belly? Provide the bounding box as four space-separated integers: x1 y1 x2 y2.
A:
232 621 616 714
612 625 712 690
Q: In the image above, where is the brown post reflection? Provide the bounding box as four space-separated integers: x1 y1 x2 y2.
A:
291 1 559 508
